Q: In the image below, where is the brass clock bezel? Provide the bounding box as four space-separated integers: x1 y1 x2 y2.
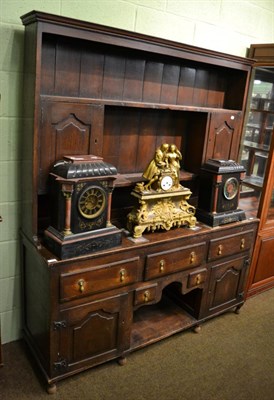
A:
78 185 106 219
223 177 239 200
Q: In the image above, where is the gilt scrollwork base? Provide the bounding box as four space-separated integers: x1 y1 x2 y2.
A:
127 188 196 238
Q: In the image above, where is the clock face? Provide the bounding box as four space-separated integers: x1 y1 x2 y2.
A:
223 177 239 200
160 175 173 191
78 185 106 219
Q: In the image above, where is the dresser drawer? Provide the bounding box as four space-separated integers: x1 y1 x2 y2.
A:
145 242 206 280
60 257 140 301
187 268 207 289
208 230 254 262
134 284 158 306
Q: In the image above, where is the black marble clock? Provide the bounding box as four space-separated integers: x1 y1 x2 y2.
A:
196 159 246 227
44 155 122 259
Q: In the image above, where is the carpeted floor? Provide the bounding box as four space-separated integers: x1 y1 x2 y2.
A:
1 289 274 400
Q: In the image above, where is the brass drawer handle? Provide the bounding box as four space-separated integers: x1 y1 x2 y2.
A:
143 290 150 302
120 268 126 282
78 279 85 293
217 244 223 256
240 238 245 249
196 274 201 285
190 251 196 263
159 259 165 272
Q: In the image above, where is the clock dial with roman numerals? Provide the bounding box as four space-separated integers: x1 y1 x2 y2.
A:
78 186 106 219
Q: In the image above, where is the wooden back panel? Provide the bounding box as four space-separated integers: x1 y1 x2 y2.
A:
41 35 246 109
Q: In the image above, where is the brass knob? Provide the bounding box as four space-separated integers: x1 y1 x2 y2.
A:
78 279 85 293
240 238 245 249
217 244 223 256
159 259 165 272
190 252 195 263
196 274 201 285
143 290 150 302
120 269 126 282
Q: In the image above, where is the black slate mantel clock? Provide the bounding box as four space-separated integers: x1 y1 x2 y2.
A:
196 159 246 227
44 155 122 259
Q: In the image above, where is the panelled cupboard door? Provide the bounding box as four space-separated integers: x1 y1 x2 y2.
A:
206 112 242 162
253 234 274 283
205 255 249 316
51 293 132 378
39 100 104 193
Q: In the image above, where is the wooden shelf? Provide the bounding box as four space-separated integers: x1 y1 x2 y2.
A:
250 108 274 114
130 295 196 351
115 170 196 188
243 175 264 189
243 140 270 153
40 95 242 114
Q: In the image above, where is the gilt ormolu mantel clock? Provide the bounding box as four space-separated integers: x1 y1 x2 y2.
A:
196 159 246 227
44 155 122 259
127 143 197 238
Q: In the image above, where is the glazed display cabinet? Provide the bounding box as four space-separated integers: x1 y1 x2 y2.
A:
20 11 258 393
248 135 274 295
238 44 274 297
239 67 274 197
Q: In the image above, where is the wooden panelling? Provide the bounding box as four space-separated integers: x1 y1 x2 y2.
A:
40 35 245 110
253 235 274 283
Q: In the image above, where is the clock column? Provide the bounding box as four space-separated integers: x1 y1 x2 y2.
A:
106 188 114 227
62 184 74 235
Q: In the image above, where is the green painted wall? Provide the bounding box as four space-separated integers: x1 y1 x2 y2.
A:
0 0 273 344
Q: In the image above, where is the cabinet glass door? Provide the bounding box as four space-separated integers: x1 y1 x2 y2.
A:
266 185 274 221
239 67 274 217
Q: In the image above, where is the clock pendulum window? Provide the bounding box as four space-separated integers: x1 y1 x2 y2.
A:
44 155 122 259
196 159 246 227
127 143 197 239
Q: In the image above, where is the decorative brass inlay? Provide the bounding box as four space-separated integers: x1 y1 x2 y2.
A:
143 290 150 302
127 143 196 238
240 238 245 249
190 251 196 264
75 182 86 193
217 244 223 255
78 279 85 293
120 269 126 282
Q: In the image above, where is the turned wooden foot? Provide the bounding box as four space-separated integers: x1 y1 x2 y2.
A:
234 305 242 314
47 383 57 394
193 325 201 333
117 356 127 366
